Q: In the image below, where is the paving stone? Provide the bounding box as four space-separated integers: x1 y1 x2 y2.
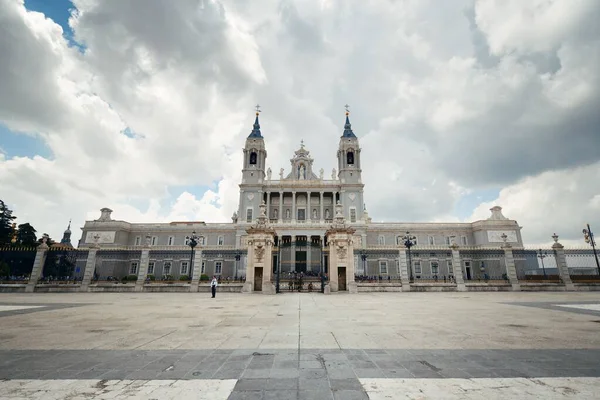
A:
263 390 298 400
299 368 327 379
228 391 265 400
265 378 299 390
298 389 334 400
269 368 300 378
332 390 369 400
299 377 330 390
234 378 269 391
329 378 363 391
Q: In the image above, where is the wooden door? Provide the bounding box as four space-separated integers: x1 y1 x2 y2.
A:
338 267 347 291
254 267 263 291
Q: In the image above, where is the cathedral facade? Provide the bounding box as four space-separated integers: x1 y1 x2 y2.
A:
78 112 524 285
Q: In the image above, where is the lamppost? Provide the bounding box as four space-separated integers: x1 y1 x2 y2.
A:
360 250 368 277
537 249 548 277
402 231 417 281
583 224 600 276
185 231 200 279
234 251 241 281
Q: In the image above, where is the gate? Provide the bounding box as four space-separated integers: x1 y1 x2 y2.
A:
275 237 325 293
41 247 79 283
0 246 36 283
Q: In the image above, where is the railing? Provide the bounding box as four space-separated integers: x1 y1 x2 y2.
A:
521 275 561 283
570 275 600 283
355 275 402 283
413 275 456 283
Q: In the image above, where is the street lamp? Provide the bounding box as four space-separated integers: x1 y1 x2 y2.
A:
234 251 241 281
537 249 548 277
360 250 368 277
185 231 200 279
402 231 417 281
583 224 600 276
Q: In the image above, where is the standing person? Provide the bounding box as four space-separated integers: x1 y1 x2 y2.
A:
211 276 218 298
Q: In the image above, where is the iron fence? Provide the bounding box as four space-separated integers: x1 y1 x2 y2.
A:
0 246 36 283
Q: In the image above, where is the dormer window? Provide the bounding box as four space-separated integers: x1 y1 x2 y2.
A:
347 151 354 165
249 152 257 165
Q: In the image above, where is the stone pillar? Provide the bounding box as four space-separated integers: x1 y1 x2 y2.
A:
266 192 271 220
450 244 466 291
189 249 203 292
242 201 276 294
502 244 520 291
80 245 99 292
278 192 283 223
26 242 49 293
307 191 312 221
552 237 575 291
325 202 357 293
291 235 296 272
292 191 296 222
307 236 312 272
398 247 411 291
320 192 324 223
135 247 151 292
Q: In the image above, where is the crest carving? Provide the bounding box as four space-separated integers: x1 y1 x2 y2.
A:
255 243 265 263
336 243 347 260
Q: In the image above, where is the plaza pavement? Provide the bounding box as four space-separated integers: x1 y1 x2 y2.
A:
1 291 600 399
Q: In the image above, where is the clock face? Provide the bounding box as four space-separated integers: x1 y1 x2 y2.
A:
86 231 116 244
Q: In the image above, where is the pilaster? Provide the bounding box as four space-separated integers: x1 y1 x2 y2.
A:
190 249 203 292
135 247 150 292
26 243 48 293
450 244 466 291
398 247 411 291
80 245 99 292
502 244 520 291
552 239 575 291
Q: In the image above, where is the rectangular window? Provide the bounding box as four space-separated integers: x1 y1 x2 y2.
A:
428 236 435 245
180 261 189 275
461 236 468 246
246 208 253 223
445 236 451 245
199 236 205 245
350 208 357 223
431 261 439 275
414 261 422 274
297 208 306 221
379 261 388 274
168 236 174 246
465 261 471 267
135 236 141 246
129 262 138 275
163 261 172 276
215 261 222 275
218 236 224 246
201 261 206 274
151 236 157 246
447 260 453 274
378 235 385 245
147 262 155 275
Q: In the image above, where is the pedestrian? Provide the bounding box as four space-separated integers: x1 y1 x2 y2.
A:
211 276 218 298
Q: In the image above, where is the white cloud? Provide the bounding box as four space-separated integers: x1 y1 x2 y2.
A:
0 0 598 246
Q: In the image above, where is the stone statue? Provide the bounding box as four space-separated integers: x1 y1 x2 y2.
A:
273 208 278 219
319 168 324 180
313 209 317 219
279 168 284 180
325 209 330 219
332 168 336 180
299 165 305 180
267 167 272 181
232 211 238 223
285 209 291 219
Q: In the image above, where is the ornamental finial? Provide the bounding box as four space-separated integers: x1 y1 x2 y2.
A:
344 104 350 116
255 104 261 116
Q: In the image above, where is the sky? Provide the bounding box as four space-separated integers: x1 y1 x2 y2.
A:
0 0 599 248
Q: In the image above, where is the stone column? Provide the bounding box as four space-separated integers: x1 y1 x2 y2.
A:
291 235 296 272
502 244 520 291
189 248 203 292
325 202 357 293
292 191 296 222
266 192 271 220
242 201 276 294
307 191 312 221
26 242 49 293
552 237 575 291
135 247 151 292
398 247 411 291
320 192 324 222
80 245 99 292
450 244 466 291
307 236 312 272
278 192 283 223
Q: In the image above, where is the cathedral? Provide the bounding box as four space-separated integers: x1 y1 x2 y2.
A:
78 110 524 289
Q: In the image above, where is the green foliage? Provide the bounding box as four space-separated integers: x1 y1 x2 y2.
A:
147 274 156 281
200 274 209 281
179 275 190 281
16 223 37 246
126 274 138 281
0 261 10 277
0 200 17 246
164 274 174 281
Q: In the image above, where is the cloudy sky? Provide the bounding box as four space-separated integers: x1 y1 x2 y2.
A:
0 0 599 247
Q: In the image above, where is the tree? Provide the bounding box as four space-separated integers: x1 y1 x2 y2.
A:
16 223 37 246
0 200 16 246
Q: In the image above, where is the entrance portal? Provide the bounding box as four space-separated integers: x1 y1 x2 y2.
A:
254 267 263 291
338 267 347 291
295 251 307 272
465 266 472 280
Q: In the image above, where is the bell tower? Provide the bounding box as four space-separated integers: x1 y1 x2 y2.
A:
239 106 267 224
336 106 365 222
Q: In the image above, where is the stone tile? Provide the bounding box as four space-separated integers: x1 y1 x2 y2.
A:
298 389 334 400
213 369 245 379
380 368 414 378
299 377 330 390
332 390 369 400
265 378 299 390
352 368 385 378
327 368 356 379
269 368 300 379
299 360 322 369
263 390 297 400
299 368 327 379
228 391 265 400
329 379 363 391
235 378 269 391
242 369 272 379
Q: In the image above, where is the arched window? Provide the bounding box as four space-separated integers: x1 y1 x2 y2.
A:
249 152 257 165
347 151 354 165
